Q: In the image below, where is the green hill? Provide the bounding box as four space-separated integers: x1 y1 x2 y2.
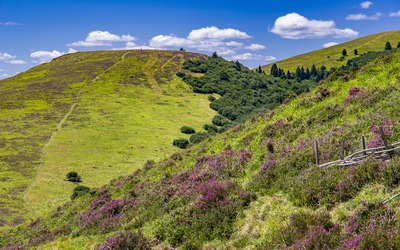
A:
0 50 217 227
2 41 400 248
263 30 400 73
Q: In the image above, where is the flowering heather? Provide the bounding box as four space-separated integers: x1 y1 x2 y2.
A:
367 119 395 148
261 159 276 172
344 86 368 105
96 231 151 250
80 197 140 232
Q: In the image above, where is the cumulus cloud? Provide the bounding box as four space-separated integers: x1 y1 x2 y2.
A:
0 52 26 64
245 44 266 51
346 12 382 20
0 73 10 79
360 1 373 9
323 42 339 48
149 26 256 57
389 11 400 17
69 30 135 47
187 26 251 40
30 49 76 63
270 13 359 39
231 53 276 61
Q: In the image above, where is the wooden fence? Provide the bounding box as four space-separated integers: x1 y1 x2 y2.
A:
314 126 400 204
315 127 400 168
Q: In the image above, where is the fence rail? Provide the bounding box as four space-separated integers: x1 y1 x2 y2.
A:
316 127 400 168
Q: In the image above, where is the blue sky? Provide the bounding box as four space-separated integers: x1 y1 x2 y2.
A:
1 0 399 79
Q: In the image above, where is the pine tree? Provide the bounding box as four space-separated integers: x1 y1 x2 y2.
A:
270 63 278 76
311 64 317 77
397 42 400 49
342 49 347 57
354 49 358 55
385 41 392 51
258 65 263 73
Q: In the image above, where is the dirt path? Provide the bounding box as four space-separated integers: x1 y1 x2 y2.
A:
23 52 131 216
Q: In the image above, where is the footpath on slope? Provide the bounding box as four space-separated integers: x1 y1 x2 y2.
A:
23 52 131 217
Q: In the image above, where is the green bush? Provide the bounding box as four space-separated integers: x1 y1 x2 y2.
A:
212 115 230 127
65 171 82 183
180 126 196 134
189 133 209 144
71 185 90 200
173 138 190 149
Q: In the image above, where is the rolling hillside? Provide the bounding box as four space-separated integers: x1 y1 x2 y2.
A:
263 30 400 72
2 40 400 248
0 50 216 227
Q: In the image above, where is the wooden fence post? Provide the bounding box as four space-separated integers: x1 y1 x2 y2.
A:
340 139 345 160
314 140 320 165
379 126 389 150
362 136 366 155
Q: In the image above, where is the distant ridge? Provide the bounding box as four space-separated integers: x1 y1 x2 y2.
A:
263 30 400 72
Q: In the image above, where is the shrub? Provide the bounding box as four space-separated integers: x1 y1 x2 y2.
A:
212 115 230 127
71 185 90 200
180 126 196 134
96 231 151 250
208 95 216 102
65 171 82 183
173 138 190 149
189 133 209 144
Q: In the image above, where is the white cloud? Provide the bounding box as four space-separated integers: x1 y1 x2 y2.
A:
69 30 135 47
30 49 76 63
226 41 243 47
0 52 26 64
8 60 26 65
187 26 251 40
149 35 194 47
389 11 400 17
346 12 382 20
245 44 266 51
0 73 10 79
360 1 373 9
114 41 160 50
231 53 276 61
149 26 255 56
323 42 339 48
271 13 359 39
0 53 15 61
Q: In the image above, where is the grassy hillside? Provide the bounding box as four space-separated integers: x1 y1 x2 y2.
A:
0 50 216 226
2 44 400 248
263 30 400 72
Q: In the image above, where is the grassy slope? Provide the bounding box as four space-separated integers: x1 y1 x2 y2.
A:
0 50 216 225
3 45 400 249
263 30 400 72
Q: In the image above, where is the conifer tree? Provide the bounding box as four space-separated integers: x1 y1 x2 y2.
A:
354 49 358 55
342 49 347 57
385 41 392 51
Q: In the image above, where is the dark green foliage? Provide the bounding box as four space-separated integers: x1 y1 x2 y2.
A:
354 49 358 55
65 171 82 183
207 95 216 102
385 41 392 51
397 42 400 49
180 126 196 134
180 56 314 127
342 49 347 57
212 115 230 127
189 132 210 144
71 185 90 200
203 124 218 133
172 138 189 149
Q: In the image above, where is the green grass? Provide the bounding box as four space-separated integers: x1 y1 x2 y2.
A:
263 30 400 72
0 50 214 225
